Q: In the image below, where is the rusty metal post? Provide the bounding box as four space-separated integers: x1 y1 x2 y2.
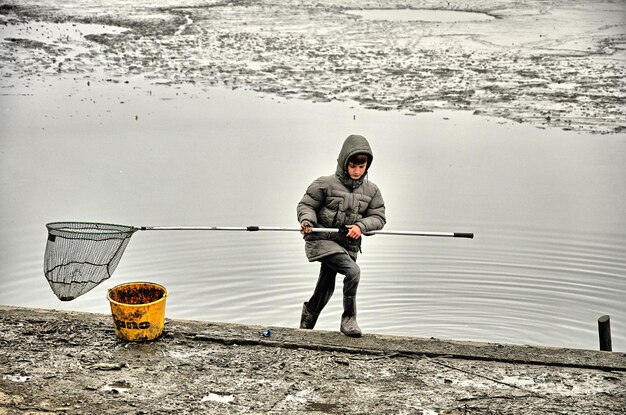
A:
598 315 612 352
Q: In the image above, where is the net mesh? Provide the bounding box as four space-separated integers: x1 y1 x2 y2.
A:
44 222 137 301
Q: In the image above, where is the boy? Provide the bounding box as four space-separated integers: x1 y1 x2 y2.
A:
297 134 386 337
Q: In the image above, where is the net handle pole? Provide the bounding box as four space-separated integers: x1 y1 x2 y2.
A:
137 226 304 232
136 226 473 238
365 230 474 238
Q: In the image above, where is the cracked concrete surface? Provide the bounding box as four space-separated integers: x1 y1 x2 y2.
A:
1 306 625 414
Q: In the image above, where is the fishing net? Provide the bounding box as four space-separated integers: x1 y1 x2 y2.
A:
44 222 137 301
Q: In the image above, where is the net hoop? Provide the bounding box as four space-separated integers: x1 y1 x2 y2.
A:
46 222 137 241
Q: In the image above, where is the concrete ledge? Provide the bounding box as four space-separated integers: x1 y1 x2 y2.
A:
177 318 626 373
1 306 625 414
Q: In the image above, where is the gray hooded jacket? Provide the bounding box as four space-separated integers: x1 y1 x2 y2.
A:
297 135 386 261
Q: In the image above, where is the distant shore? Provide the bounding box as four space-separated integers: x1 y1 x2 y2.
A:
1 0 624 134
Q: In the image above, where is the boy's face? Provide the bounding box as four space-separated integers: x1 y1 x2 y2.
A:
347 161 368 180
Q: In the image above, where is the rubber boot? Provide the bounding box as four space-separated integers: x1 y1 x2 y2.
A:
299 302 319 329
340 296 362 337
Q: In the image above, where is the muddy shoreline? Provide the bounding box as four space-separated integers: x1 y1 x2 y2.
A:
1 306 625 414
1 0 625 134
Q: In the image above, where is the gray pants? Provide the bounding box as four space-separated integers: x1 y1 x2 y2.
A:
307 252 360 314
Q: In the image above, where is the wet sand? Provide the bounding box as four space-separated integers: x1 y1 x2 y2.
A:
1 0 624 134
1 306 625 414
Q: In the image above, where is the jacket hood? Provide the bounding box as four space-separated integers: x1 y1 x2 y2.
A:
335 135 374 184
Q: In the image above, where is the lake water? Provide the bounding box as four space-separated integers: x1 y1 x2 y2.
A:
1 75 625 351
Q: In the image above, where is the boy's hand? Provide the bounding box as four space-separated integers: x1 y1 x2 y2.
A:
345 224 362 239
300 220 313 235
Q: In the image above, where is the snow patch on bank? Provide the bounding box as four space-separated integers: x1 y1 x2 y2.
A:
202 392 235 404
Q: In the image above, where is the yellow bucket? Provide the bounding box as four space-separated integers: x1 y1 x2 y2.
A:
107 282 168 342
